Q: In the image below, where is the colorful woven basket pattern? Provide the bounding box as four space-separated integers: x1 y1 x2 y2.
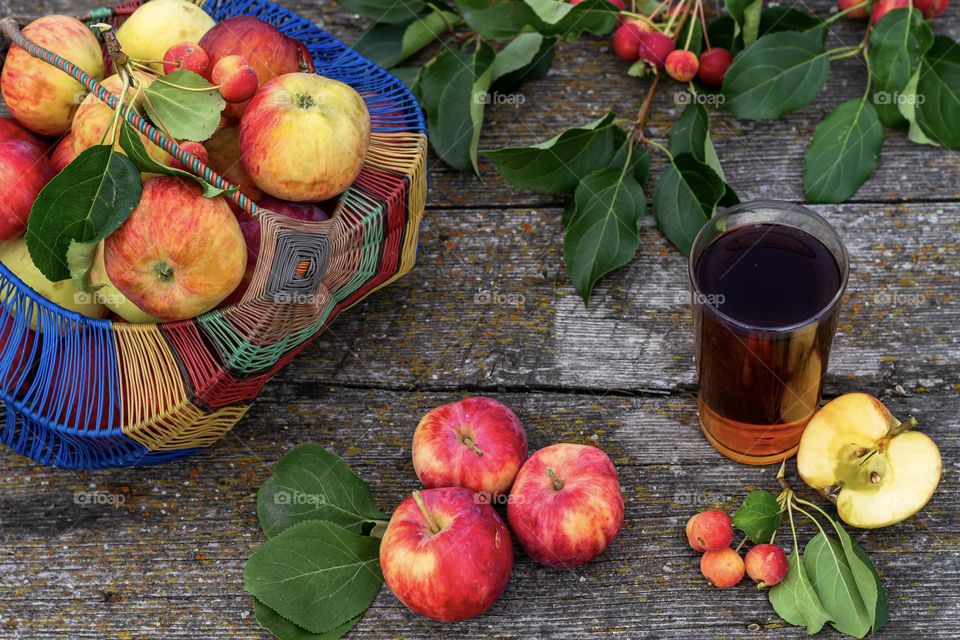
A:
0 0 427 469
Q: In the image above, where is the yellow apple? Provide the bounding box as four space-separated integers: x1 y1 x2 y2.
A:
115 0 215 73
797 393 942 528
0 237 107 330
1 15 105 135
89 242 161 324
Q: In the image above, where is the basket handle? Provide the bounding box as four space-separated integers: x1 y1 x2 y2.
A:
0 16 260 218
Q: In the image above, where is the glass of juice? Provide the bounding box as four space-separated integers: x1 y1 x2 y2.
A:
689 200 849 465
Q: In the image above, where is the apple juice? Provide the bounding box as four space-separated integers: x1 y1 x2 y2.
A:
692 219 845 465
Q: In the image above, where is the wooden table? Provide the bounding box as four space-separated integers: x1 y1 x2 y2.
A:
1 1 958 637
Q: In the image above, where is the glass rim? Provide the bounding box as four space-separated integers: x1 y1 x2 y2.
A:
688 199 850 333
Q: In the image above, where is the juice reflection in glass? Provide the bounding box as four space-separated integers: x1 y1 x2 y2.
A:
688 201 849 465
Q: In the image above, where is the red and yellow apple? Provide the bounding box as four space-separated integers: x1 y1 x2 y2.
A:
115 0 215 73
50 133 78 173
0 139 55 240
240 73 370 201
89 242 161 324
163 41 210 76
380 487 513 622
212 55 258 103
412 397 527 496
199 16 313 117
104 177 247 321
507 443 624 568
0 117 48 149
71 72 171 166
0 236 107 329
206 124 263 200
1 15 105 135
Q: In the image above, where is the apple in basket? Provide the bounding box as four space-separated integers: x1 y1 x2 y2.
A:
206 124 264 201
115 0 215 73
0 15 105 136
103 177 247 322
199 16 313 118
240 73 371 202
0 138 55 241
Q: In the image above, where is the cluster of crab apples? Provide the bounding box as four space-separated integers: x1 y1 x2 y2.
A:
687 510 788 589
845 0 949 23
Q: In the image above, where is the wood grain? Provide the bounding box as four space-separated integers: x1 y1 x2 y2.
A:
0 0 958 639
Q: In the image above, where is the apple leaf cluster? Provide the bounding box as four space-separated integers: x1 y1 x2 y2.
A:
244 443 388 640
347 3 960 305
753 487 889 638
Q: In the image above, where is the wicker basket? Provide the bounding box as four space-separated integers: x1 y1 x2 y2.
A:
0 0 427 469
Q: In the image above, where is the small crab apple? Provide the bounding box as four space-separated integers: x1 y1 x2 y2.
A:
163 42 210 75
698 48 733 86
637 31 676 68
700 548 745 588
871 0 910 24
914 0 949 18
612 21 647 61
685 510 734 552
170 141 209 172
837 0 869 18
212 55 259 103
744 544 789 588
665 49 699 82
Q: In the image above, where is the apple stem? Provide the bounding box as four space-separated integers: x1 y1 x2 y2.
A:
412 490 441 535
369 520 389 539
735 535 748 553
546 468 565 491
462 437 484 458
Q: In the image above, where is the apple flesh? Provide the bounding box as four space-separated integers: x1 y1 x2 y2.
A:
380 488 513 622
199 16 313 118
412 397 528 496
507 443 624 568
0 139 55 240
116 0 215 73
797 393 942 528
104 177 247 321
1 15 105 136
0 237 107 330
240 73 370 202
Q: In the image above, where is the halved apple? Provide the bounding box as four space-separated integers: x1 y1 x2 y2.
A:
797 393 941 529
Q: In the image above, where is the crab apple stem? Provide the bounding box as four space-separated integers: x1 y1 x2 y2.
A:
698 0 711 50
546 468 565 491
633 72 662 139
735 535 748 552
462 437 484 458
412 490 441 534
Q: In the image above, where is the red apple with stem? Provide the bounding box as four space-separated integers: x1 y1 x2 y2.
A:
507 443 624 568
380 487 513 622
163 42 210 75
412 397 527 496
212 55 258 103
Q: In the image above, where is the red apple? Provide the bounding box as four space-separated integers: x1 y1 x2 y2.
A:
115 0 214 73
412 397 527 496
507 443 624 568
50 132 78 173
1 15 105 135
163 41 210 76
871 0 910 23
380 488 513 622
0 117 47 150
104 177 247 321
170 140 209 172
212 55 259 103
206 124 263 201
240 73 370 201
0 139 55 240
199 16 313 118
0 315 37 397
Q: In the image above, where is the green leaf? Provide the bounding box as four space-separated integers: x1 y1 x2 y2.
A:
117 122 235 198
563 164 644 305
257 443 386 538
652 153 725 255
66 240 98 294
523 0 618 39
244 520 383 635
707 15 739 53
759 6 824 42
916 36 960 149
336 0 428 24
417 43 495 173
722 30 830 120
732 490 782 544
897 69 940 146
769 551 831 634
803 533 872 638
391 66 422 90
725 0 763 48
667 100 727 180
491 33 555 92
26 145 142 282
484 113 620 195
834 524 889 634
254 600 359 640
143 70 225 142
611 132 650 185
455 0 540 39
803 98 883 204
869 7 934 127
353 11 459 69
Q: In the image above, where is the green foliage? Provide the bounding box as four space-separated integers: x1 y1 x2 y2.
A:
769 551 831 634
652 153 726 256
804 98 883 204
353 11 460 69
142 70 224 142
732 490 782 544
725 0 763 48
869 8 934 127
915 36 960 149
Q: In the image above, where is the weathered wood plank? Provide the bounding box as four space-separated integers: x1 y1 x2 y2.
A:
1 389 958 639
